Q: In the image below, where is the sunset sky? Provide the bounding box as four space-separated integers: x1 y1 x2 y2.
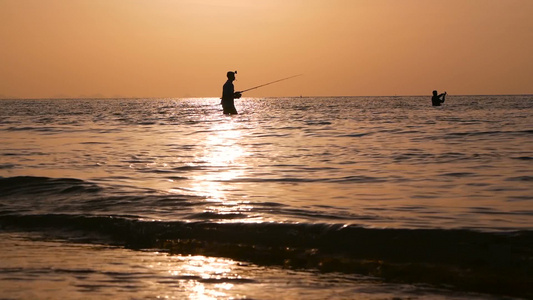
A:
1 0 532 98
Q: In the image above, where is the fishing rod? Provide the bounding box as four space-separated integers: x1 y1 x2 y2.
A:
237 74 303 94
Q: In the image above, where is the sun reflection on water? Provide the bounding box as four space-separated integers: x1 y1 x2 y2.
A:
154 254 243 300
185 119 260 223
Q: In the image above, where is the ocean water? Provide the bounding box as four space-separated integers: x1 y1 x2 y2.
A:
0 96 531 299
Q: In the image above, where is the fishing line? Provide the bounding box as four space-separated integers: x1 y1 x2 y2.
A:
237 74 303 93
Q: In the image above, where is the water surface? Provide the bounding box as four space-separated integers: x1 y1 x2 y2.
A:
1 96 532 298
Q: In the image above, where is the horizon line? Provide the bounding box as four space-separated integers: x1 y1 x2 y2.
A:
1 93 533 100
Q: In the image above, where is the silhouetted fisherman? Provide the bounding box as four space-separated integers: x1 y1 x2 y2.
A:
221 71 242 114
431 90 447 106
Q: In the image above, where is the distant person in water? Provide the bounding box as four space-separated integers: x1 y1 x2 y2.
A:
221 71 242 114
431 90 447 106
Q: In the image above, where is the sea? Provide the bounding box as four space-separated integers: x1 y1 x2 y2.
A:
0 95 531 299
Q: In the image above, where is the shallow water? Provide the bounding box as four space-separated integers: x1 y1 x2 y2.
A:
1 231 512 300
1 96 532 298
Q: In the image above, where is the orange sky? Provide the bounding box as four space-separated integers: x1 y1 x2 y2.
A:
1 0 532 98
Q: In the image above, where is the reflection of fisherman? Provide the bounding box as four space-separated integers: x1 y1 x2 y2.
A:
431 90 447 106
221 71 242 114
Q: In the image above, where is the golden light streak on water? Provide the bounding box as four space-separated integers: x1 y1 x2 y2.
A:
162 255 241 300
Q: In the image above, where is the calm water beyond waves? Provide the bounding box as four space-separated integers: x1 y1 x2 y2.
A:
2 96 531 230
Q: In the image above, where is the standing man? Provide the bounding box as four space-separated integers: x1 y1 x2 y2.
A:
431 90 447 106
221 71 242 114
